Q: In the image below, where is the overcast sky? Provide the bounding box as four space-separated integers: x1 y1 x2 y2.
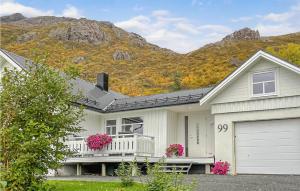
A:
1 0 299 53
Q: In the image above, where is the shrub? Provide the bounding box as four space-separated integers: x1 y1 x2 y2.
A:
144 160 195 191
211 161 230 175
115 160 139 187
166 144 184 157
0 60 83 190
87 134 112 150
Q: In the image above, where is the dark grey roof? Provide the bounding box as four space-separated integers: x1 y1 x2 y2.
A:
1 49 214 113
1 49 127 110
104 87 214 112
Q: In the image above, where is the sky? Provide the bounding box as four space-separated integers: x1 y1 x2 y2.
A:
1 0 300 53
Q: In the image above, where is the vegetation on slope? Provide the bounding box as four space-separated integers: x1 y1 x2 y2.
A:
1 15 299 96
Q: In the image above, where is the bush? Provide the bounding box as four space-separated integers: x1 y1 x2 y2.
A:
211 161 229 175
0 60 83 190
115 160 139 187
144 160 195 191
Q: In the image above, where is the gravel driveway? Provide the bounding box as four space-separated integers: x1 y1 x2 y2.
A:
48 174 300 191
190 174 300 191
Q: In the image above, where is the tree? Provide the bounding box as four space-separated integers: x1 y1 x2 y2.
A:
170 72 182 91
0 58 83 190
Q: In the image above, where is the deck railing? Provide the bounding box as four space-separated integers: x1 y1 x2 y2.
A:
65 134 155 157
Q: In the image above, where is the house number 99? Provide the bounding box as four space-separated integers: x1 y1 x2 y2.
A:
218 124 228 133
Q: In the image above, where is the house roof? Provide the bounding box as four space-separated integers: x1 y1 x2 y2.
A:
104 86 214 112
0 49 127 111
0 49 214 113
200 50 300 106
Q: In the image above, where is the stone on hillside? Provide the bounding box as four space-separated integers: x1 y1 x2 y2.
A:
0 13 26 22
129 33 147 47
223 28 260 41
230 57 242 67
72 56 86 64
113 27 128 38
113 50 131 61
49 20 110 45
17 32 37 43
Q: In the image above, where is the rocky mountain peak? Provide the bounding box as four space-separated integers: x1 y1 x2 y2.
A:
0 13 26 22
222 27 260 41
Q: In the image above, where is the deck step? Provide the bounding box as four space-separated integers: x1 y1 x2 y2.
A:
159 163 192 174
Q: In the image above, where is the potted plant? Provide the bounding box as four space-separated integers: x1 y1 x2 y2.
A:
166 144 184 157
211 161 230 175
86 133 112 150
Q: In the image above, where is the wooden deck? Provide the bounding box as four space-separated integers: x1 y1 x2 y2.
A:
63 155 214 164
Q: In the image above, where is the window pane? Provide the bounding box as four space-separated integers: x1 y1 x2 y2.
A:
106 120 116 126
253 83 263 94
112 127 116 135
253 72 275 83
122 125 132 133
122 117 143 124
133 124 143 134
106 127 111 135
264 81 275 93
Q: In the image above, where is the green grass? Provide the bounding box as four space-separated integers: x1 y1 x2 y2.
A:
48 180 144 191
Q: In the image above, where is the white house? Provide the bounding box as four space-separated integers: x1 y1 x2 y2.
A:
1 49 300 176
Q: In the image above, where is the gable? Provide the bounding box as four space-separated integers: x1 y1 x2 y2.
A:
211 58 300 104
200 51 300 106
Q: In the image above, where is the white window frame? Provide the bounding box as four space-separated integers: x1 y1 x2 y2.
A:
251 70 277 97
105 119 117 135
121 117 144 134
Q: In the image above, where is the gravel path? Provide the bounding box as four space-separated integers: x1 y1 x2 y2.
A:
48 174 300 191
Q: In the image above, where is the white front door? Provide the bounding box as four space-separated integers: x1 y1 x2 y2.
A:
235 118 300 174
187 112 214 157
188 115 202 157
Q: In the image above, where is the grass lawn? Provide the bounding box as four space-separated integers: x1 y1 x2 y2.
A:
48 180 144 191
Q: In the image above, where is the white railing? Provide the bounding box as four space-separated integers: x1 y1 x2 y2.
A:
65 134 155 157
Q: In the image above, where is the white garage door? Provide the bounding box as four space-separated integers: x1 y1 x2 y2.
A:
235 118 300 174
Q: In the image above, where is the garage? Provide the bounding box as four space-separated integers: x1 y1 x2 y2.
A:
235 118 300 174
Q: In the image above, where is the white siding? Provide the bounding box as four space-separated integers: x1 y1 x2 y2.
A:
212 95 300 114
211 58 300 104
0 55 15 82
78 109 103 137
167 111 178 145
102 109 168 157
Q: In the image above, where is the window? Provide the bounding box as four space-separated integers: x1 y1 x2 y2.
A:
121 117 143 134
252 71 276 96
106 120 116 135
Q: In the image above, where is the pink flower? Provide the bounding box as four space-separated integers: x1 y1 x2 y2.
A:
166 144 184 157
211 161 230 175
87 134 112 150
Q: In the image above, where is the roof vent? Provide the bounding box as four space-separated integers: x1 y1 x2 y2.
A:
96 73 109 91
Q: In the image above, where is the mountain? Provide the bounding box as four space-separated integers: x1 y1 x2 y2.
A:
1 14 300 96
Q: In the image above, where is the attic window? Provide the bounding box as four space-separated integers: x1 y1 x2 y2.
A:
252 71 276 96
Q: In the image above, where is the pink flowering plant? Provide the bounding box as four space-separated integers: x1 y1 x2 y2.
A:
166 144 184 157
87 133 112 150
211 161 230 175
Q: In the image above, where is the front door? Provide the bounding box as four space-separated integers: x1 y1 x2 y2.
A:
188 114 202 157
187 112 214 157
